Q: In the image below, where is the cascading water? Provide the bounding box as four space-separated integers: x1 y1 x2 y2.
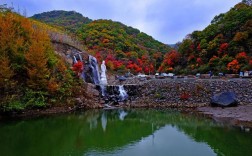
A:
100 85 106 97
73 55 77 63
118 85 128 102
71 53 131 105
88 55 100 85
72 53 100 85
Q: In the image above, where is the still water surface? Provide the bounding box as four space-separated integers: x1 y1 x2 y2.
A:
0 109 251 156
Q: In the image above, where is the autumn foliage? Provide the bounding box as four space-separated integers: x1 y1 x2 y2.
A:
158 50 181 72
175 2 252 74
0 57 14 89
25 30 50 89
0 11 77 110
227 59 240 73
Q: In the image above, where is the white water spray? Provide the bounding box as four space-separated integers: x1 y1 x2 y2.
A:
118 85 128 101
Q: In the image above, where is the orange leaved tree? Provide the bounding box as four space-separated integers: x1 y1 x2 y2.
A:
0 56 14 89
25 29 50 90
227 59 240 73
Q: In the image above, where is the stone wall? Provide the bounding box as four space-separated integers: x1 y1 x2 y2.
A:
130 79 252 108
106 85 141 100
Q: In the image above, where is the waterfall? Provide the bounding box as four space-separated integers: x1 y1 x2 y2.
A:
72 53 102 86
73 52 82 64
78 54 83 62
71 53 132 105
118 85 128 101
88 55 100 85
73 55 77 64
100 85 106 97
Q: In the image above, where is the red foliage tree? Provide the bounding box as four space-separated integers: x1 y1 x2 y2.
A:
227 59 240 73
164 50 181 67
158 50 181 72
235 52 248 64
249 59 252 69
188 55 195 62
95 52 102 64
196 58 203 65
218 43 229 55
197 44 201 51
209 56 219 66
190 44 195 51
180 92 190 100
72 61 83 77
126 62 142 73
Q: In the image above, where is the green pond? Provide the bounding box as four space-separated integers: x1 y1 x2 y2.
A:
0 109 251 156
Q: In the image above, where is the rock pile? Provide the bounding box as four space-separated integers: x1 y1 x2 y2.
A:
130 79 252 108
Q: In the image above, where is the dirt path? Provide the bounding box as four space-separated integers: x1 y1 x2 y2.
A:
197 105 252 129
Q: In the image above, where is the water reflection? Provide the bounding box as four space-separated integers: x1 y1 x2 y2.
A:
119 110 128 121
101 112 107 132
0 109 251 156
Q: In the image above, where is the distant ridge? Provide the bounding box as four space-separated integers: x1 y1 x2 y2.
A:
31 10 92 33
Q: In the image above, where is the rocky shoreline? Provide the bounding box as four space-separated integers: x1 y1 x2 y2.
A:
106 77 252 129
1 78 252 129
135 78 252 105
197 105 252 130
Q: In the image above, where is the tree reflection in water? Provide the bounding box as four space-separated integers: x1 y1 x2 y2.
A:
0 109 251 156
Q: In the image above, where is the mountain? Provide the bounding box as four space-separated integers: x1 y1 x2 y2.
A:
32 10 172 74
159 2 252 74
31 10 92 33
78 19 172 73
167 44 178 49
29 2 252 76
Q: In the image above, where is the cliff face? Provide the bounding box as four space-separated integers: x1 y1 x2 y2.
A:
52 41 89 65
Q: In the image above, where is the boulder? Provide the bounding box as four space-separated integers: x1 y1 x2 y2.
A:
85 83 100 97
210 92 238 107
118 76 127 82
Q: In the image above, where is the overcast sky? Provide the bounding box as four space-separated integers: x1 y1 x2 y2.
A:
2 0 241 44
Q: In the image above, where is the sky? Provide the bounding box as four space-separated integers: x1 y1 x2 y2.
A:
2 0 241 44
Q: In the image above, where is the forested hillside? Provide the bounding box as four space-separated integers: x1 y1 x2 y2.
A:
0 10 84 111
78 20 171 73
32 2 252 75
32 10 92 33
159 2 252 74
33 10 172 74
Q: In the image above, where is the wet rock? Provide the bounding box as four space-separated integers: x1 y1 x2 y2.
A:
118 76 127 82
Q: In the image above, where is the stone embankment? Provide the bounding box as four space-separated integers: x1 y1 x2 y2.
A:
126 78 252 108
114 77 252 128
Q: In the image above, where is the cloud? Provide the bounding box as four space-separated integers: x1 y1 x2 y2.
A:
1 0 242 43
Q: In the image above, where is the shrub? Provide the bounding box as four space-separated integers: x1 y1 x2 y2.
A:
180 92 190 100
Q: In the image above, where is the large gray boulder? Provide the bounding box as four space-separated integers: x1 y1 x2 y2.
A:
210 92 238 107
118 76 127 82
